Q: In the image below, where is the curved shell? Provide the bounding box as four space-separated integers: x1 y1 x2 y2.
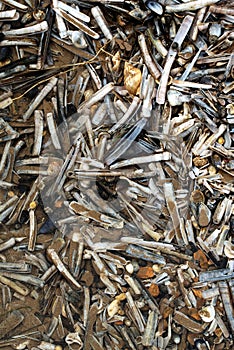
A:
65 332 83 347
107 299 120 317
224 240 234 258
145 1 163 15
198 305 215 323
67 30 87 49
124 62 142 95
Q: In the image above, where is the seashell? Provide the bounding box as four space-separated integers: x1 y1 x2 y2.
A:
145 0 163 15
38 343 63 350
21 12 32 24
115 293 126 302
211 153 222 167
198 305 215 323
190 190 205 204
194 250 208 269
107 299 120 317
198 202 211 227
126 261 139 274
178 45 195 60
208 165 216 175
209 23 221 43
65 332 83 348
129 8 149 20
167 89 190 106
152 264 163 273
67 30 87 48
193 157 208 168
124 62 142 95
224 240 234 259
194 339 210 350
225 159 234 170
15 341 30 350
112 51 121 72
84 88 94 100
226 103 234 115
33 9 46 22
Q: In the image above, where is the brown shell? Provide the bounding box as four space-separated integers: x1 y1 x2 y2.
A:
124 62 142 95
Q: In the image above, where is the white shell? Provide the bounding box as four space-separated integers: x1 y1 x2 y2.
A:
198 305 215 323
145 1 163 15
15 341 29 350
65 332 83 347
107 299 120 317
67 30 87 48
126 261 139 274
224 240 234 258
167 89 190 106
126 263 134 274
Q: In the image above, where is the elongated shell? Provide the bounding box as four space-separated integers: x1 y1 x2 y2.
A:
167 89 190 106
107 299 120 317
145 0 163 15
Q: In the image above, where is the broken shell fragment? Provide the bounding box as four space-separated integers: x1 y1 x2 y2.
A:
193 157 209 167
167 89 190 106
126 261 139 274
67 30 87 48
124 62 142 95
198 305 216 323
224 241 234 259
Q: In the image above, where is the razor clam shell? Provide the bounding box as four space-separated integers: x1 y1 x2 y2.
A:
0 1 233 348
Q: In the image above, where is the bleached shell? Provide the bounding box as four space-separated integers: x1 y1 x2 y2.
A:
224 240 234 258
67 30 87 48
167 89 190 106
198 305 215 323
126 263 134 274
65 332 83 347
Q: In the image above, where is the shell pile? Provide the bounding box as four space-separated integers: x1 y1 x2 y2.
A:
0 0 233 349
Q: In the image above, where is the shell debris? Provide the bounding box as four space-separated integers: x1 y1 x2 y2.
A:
0 0 233 348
